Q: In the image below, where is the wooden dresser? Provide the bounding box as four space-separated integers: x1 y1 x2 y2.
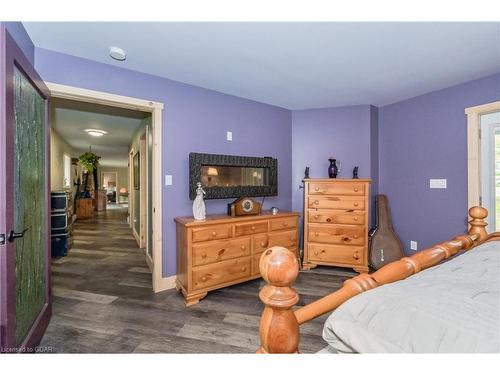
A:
303 179 370 273
175 211 299 306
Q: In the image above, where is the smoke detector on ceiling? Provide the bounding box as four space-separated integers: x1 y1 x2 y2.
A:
109 46 126 61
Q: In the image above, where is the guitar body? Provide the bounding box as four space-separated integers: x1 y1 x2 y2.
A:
369 194 404 270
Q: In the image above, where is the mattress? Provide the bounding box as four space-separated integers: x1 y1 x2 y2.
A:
322 240 500 353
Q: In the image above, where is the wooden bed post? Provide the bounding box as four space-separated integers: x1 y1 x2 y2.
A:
468 206 488 242
257 247 300 353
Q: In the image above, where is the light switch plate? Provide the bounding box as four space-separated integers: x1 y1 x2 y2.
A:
430 179 447 189
410 241 418 251
226 131 233 141
165 175 173 186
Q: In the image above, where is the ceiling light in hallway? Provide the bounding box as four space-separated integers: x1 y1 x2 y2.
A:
85 129 108 137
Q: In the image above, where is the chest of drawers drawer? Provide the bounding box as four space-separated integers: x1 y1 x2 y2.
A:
191 224 232 243
234 221 268 236
269 217 297 231
308 224 365 246
308 196 365 211
308 182 366 196
192 237 251 266
308 243 364 265
308 210 365 225
253 230 298 254
192 257 251 291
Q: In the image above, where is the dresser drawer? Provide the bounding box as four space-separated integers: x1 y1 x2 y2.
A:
269 217 297 231
252 253 262 276
192 237 251 266
308 210 365 225
253 230 298 254
252 249 297 276
234 221 268 236
308 243 364 265
308 196 365 211
309 182 366 196
308 224 365 246
192 257 251 291
192 224 232 243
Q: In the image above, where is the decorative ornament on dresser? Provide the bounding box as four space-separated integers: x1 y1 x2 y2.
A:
328 158 339 178
192 182 206 221
352 166 359 179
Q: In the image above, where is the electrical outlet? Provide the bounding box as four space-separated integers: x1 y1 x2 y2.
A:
430 179 447 189
410 241 418 251
226 131 233 141
165 175 173 186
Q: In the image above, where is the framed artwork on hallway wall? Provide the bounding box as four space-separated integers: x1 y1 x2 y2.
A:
133 152 140 190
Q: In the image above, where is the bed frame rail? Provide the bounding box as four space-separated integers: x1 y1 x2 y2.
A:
256 206 489 353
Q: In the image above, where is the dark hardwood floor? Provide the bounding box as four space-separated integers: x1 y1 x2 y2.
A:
40 205 356 353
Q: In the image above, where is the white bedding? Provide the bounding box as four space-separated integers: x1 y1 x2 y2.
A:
322 241 500 353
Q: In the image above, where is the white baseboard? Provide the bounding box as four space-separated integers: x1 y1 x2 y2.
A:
153 275 176 293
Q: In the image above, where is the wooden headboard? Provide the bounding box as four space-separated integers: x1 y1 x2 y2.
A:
256 206 493 353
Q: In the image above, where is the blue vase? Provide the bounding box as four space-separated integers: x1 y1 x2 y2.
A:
328 158 338 178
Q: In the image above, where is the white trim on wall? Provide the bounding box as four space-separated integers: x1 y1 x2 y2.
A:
46 82 171 293
466 101 500 213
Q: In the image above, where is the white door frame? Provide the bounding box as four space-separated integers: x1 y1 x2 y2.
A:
466 101 500 217
46 82 173 292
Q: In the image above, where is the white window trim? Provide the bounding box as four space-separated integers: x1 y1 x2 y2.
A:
466 101 500 211
63 153 71 189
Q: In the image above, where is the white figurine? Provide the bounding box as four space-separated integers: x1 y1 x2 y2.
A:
192 182 206 221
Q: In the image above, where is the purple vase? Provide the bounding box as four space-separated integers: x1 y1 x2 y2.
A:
328 158 338 178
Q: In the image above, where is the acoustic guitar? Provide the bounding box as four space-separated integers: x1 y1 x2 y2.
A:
369 194 405 270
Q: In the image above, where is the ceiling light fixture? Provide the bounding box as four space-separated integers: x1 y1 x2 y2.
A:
85 129 108 137
109 46 126 61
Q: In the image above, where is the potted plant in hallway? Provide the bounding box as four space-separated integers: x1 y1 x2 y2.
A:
76 150 101 218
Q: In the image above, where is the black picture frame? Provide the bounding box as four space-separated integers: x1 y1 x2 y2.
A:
189 152 278 200
133 152 140 190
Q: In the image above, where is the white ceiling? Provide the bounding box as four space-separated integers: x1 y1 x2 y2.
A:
26 22 500 109
51 98 148 167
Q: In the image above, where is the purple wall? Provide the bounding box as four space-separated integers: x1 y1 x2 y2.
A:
0 23 34 65
291 105 378 215
33 47 292 277
379 73 500 254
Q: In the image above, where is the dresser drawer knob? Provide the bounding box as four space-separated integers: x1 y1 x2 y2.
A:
326 217 332 223
241 267 247 272
315 187 320 192
241 245 246 250
211 231 217 236
353 217 358 221
314 232 319 237
282 222 288 227
353 251 360 260
261 241 269 247
201 276 207 282
314 251 319 256
353 234 359 239
218 248 226 256
342 237 351 242
251 226 256 230
353 202 359 207
314 215 319 220
314 200 319 205
201 253 207 259
354 188 359 192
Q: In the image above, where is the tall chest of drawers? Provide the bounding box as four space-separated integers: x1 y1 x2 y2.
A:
303 179 370 273
175 211 299 306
